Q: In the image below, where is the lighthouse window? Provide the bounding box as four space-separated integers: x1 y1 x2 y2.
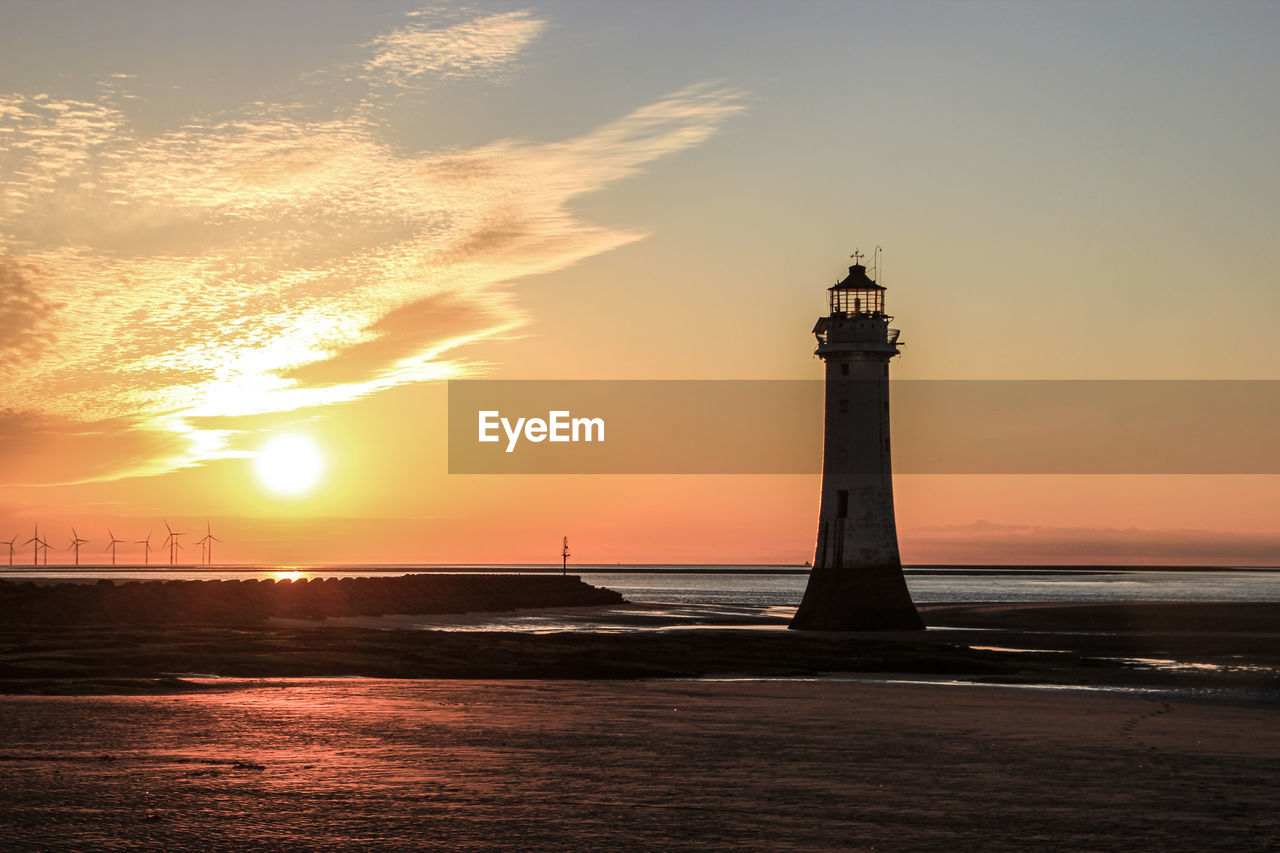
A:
840 363 849 376
836 490 849 518
839 399 849 413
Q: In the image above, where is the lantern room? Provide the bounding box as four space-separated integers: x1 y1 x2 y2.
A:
828 263 885 316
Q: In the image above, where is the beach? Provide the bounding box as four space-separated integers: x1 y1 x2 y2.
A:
1 581 1278 850
1 678 1277 851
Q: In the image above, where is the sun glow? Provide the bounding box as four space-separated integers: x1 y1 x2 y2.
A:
255 434 325 495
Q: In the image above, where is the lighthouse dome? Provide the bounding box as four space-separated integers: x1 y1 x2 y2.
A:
829 263 885 292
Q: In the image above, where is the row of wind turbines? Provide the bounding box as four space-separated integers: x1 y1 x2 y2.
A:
2 521 222 567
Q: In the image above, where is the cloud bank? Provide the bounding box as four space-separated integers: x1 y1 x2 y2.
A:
902 520 1280 566
0 8 744 484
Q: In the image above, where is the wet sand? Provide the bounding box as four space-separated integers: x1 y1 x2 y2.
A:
1 601 1277 695
0 679 1277 851
1 601 1276 849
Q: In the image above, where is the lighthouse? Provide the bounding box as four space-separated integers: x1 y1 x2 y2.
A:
790 254 925 631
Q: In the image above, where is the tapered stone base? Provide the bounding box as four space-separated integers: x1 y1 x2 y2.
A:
789 565 925 631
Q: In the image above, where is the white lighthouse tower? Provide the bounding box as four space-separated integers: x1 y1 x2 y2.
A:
790 254 924 631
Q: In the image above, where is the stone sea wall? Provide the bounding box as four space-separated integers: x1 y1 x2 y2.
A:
0 574 624 625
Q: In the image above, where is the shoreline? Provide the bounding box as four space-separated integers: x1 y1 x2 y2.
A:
3 563 1277 574
1 600 1276 698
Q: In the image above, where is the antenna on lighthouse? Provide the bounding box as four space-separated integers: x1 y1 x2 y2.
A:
872 245 883 283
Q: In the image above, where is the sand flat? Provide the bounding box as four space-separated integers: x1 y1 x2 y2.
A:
1 600 1277 849
0 679 1277 851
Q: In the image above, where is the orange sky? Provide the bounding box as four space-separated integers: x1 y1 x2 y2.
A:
2 3 1278 566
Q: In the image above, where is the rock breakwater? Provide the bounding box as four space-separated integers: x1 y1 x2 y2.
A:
0 575 624 625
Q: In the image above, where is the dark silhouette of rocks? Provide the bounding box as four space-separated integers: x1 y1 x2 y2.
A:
0 575 624 626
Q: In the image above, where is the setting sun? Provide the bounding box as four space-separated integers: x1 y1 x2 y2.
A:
255 435 325 495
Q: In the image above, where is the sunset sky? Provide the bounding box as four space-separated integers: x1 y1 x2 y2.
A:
2 1 1278 565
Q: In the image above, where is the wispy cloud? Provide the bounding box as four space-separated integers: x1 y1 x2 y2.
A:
0 8 745 485
365 9 547 86
0 259 61 371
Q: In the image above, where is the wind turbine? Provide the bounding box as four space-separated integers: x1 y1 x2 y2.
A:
68 528 89 566
196 520 220 565
137 533 153 566
2 535 14 567
105 529 124 566
23 525 40 566
163 520 184 565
